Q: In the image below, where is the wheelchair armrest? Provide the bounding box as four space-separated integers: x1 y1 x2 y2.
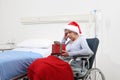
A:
69 55 90 69
77 55 90 57
69 55 89 64
73 54 90 60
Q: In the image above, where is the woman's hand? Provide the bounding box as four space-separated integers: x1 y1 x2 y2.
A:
61 50 69 57
64 30 69 40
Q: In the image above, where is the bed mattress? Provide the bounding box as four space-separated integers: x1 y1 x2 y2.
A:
0 51 42 80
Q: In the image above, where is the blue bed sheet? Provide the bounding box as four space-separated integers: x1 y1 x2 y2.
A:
0 51 42 80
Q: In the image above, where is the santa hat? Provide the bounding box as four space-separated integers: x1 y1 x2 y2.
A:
64 21 82 34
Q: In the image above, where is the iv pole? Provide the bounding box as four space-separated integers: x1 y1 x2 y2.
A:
93 9 98 68
93 9 102 69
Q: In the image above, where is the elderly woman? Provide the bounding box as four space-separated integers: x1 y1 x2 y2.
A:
60 21 94 78
61 21 93 58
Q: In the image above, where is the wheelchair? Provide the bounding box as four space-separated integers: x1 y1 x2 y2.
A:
70 37 105 80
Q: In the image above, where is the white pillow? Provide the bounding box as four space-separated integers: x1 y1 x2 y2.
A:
13 48 52 57
16 39 53 49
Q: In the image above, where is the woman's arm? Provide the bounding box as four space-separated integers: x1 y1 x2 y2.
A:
68 36 93 57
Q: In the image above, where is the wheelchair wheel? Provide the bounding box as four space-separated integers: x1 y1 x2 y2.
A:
83 68 105 80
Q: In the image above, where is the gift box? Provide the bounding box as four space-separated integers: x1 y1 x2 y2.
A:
51 41 66 55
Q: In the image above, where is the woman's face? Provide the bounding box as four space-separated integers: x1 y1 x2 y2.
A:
64 29 78 41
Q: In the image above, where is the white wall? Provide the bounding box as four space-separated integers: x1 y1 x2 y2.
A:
0 0 120 80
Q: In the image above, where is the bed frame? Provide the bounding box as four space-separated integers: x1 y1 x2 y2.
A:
10 73 27 80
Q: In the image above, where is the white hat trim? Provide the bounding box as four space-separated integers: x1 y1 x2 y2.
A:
64 25 79 34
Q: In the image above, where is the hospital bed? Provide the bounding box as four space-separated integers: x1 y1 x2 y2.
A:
0 39 52 80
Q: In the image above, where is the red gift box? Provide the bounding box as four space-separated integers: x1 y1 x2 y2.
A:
51 41 66 55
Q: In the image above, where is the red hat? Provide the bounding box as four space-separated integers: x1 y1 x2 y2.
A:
64 21 82 34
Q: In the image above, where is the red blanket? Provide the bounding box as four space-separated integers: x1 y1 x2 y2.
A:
28 55 74 80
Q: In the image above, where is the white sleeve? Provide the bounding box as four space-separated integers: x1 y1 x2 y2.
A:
69 36 93 57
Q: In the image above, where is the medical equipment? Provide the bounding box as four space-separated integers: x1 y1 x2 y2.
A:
71 37 105 80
